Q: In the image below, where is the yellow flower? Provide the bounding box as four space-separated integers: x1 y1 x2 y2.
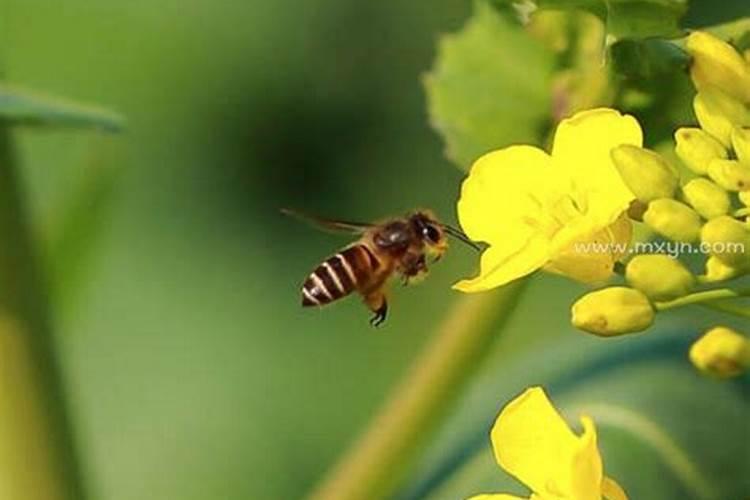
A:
455 108 642 292
468 387 628 500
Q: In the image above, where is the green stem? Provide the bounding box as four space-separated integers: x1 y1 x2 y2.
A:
0 122 87 500
306 281 527 500
654 288 750 312
699 301 750 319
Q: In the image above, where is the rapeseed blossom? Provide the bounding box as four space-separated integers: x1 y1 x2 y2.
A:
468 387 627 500
455 108 642 291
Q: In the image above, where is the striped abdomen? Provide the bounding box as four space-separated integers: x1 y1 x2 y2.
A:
302 244 381 307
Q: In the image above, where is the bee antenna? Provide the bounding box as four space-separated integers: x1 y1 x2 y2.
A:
441 224 481 252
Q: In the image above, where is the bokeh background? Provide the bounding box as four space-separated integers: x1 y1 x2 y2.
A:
2 1 748 500
4 1 473 498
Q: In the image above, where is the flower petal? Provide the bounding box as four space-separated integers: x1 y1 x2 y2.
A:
453 235 549 292
601 476 629 500
552 108 642 228
544 213 632 284
457 145 555 244
568 416 604 500
490 387 579 496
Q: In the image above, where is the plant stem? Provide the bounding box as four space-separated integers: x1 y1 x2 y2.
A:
655 287 750 312
306 281 527 500
698 301 750 319
0 122 87 500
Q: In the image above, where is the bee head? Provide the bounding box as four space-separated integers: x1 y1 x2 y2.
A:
410 211 447 254
410 210 480 254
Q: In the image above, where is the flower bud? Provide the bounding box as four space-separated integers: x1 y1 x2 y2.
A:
571 287 654 336
731 127 750 165
643 198 702 242
674 127 727 175
740 190 750 207
699 255 742 283
686 31 750 104
689 326 750 378
681 178 730 219
611 145 679 202
700 215 750 269
707 158 750 191
625 254 694 301
693 89 750 147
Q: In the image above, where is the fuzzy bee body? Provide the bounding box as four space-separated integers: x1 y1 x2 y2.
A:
284 209 476 326
302 244 387 307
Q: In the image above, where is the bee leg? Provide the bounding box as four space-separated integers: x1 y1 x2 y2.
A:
365 292 388 327
400 253 426 286
369 303 387 327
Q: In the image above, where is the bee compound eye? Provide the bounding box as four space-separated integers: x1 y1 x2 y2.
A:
424 225 441 243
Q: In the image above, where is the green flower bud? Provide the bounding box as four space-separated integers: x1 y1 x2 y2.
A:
707 158 750 191
699 255 742 283
694 89 750 147
681 178 730 219
700 215 750 269
674 127 727 175
643 198 703 242
740 190 750 206
689 326 750 378
731 127 750 165
625 254 694 301
571 287 654 337
610 145 679 202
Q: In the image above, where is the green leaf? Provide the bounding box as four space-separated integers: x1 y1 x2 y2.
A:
683 0 750 30
610 38 690 80
702 18 750 51
44 142 121 315
424 2 554 169
605 1 687 39
397 332 750 500
0 84 124 132
491 0 688 39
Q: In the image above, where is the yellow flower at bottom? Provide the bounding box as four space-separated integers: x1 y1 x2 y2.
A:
455 108 642 292
468 387 627 500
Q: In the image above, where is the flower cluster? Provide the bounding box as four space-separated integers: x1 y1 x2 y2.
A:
571 32 750 378
456 31 750 378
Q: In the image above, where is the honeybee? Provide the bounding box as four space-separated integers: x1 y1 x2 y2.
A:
282 208 478 326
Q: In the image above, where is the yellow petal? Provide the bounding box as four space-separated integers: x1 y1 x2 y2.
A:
456 145 559 291
457 145 555 244
568 417 604 500
545 213 632 284
453 235 549 292
551 108 642 228
491 387 602 499
602 476 629 500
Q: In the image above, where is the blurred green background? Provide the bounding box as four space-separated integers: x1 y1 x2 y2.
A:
4 1 475 498
2 1 748 500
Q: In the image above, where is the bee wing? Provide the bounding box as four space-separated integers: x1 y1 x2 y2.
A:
280 208 373 234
